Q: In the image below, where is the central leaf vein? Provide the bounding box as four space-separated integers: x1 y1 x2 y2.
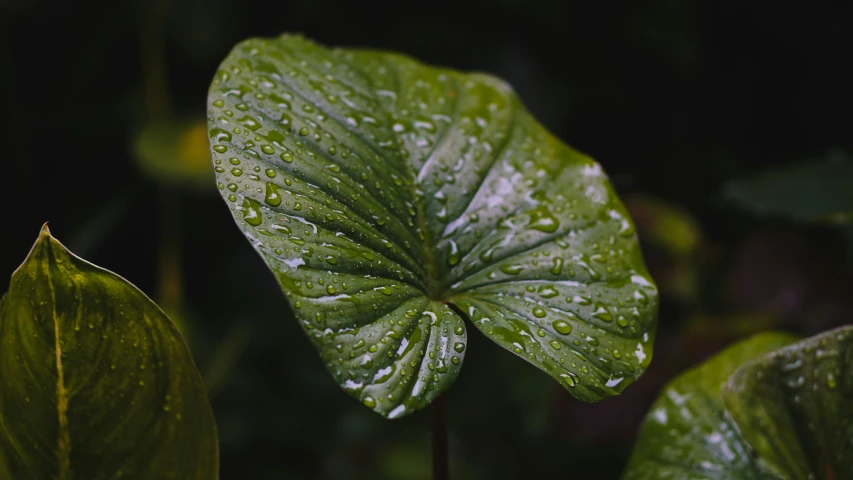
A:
45 252 70 480
372 59 465 299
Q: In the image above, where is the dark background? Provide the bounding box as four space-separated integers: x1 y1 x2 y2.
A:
2 0 852 478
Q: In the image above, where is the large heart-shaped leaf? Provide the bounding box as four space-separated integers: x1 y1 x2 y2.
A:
0 226 218 479
207 34 658 418
622 325 853 479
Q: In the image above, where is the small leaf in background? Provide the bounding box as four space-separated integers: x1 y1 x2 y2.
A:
623 325 853 479
134 117 215 193
723 151 853 225
0 226 218 479
207 35 658 418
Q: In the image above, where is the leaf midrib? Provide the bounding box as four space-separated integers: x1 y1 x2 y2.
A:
44 244 70 480
256 41 497 302
368 55 461 301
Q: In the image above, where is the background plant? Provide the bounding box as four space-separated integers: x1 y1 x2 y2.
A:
623 325 853 479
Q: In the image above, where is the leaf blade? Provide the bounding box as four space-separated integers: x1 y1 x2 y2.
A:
208 34 658 416
0 226 218 479
624 326 853 479
723 326 853 479
622 332 797 479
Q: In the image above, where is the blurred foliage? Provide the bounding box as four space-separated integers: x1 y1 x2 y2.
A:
723 150 853 225
134 118 215 193
3 0 852 477
624 194 702 305
624 195 701 258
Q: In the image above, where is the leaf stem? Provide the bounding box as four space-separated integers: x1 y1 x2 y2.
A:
431 394 449 480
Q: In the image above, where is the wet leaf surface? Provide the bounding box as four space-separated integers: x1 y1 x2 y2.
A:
208 34 658 417
624 326 853 479
0 226 218 479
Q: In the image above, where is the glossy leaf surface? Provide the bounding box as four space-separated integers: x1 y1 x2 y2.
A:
0 226 218 479
623 326 853 479
207 34 658 417
723 326 853 479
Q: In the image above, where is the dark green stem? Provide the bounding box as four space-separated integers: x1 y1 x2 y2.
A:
432 395 449 480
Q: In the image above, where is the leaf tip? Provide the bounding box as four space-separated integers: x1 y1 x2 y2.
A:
33 222 67 256
39 222 52 239
14 223 74 277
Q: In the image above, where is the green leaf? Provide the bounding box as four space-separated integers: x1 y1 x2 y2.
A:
0 226 218 479
623 326 853 479
723 154 853 225
207 34 658 418
722 326 853 479
622 332 796 479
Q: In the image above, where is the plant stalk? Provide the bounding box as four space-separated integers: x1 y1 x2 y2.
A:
431 395 449 480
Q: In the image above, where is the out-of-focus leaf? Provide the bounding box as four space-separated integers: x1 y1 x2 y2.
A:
0 225 218 479
624 194 701 304
134 117 215 192
377 444 430 480
207 34 658 418
623 326 853 479
723 154 853 225
624 194 701 257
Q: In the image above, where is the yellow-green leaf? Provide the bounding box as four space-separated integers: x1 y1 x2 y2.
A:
0 226 218 479
134 117 216 193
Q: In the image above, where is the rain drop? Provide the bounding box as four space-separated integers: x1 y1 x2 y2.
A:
500 264 523 275
552 320 572 335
